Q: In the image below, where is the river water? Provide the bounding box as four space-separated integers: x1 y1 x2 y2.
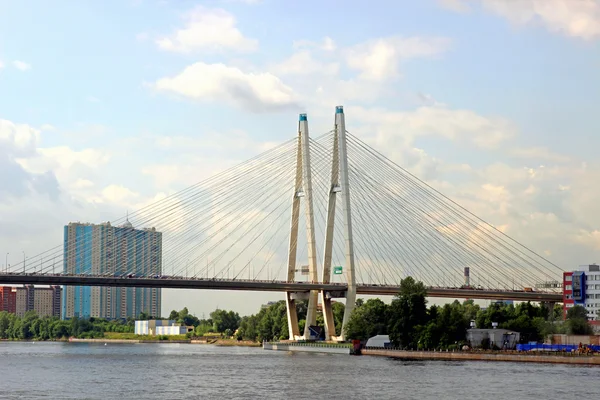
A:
0 342 598 399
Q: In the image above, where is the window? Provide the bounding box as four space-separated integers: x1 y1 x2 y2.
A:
565 275 572 282
565 284 572 290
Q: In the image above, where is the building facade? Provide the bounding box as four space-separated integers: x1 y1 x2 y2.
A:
1 285 62 317
62 221 162 320
0 286 17 313
563 264 600 320
134 320 192 336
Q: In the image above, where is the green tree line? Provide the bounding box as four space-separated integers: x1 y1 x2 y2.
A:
0 311 134 340
344 277 592 349
170 277 593 347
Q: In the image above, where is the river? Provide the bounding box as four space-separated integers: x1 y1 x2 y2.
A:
0 342 598 399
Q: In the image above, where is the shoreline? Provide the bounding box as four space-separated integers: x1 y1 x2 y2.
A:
362 348 600 365
70 338 261 346
1 338 261 347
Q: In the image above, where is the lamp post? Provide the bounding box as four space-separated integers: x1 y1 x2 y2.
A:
5 253 8 273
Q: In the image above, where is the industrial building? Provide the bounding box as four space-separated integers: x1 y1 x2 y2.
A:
0 285 61 317
563 264 600 320
467 328 520 349
134 320 193 336
62 220 162 320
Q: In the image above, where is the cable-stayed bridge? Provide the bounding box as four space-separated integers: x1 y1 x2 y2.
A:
0 106 563 341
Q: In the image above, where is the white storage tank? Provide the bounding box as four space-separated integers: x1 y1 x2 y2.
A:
366 335 391 348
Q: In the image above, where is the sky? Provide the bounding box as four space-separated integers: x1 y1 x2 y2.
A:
1 0 600 317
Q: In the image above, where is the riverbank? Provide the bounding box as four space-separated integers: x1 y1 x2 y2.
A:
65 337 261 346
362 348 600 365
263 341 352 354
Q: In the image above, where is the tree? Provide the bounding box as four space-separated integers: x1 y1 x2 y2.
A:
387 277 428 348
332 302 345 337
345 299 389 341
210 309 241 333
237 315 259 341
566 305 593 335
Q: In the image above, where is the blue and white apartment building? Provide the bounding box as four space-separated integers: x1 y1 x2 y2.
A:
62 220 162 320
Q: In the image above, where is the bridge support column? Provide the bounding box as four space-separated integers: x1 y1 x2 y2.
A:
321 114 340 341
320 106 356 342
337 106 357 342
285 113 319 340
285 293 301 340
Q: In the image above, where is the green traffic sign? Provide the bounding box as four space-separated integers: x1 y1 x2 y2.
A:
333 266 343 275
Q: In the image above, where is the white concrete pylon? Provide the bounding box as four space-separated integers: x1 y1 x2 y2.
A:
320 115 340 341
285 131 303 340
285 113 319 341
335 106 357 341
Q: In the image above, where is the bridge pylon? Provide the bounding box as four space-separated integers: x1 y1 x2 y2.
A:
285 113 319 340
320 105 357 341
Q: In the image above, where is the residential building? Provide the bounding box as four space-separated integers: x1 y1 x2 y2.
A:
14 285 35 317
10 285 61 317
0 286 17 313
62 220 162 320
563 264 600 321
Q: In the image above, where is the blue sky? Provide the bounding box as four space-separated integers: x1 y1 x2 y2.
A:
1 0 600 316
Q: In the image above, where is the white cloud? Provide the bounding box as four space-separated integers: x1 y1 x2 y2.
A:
135 32 149 42
223 0 263 3
271 50 339 76
0 119 40 154
344 36 451 81
439 0 471 13
510 147 570 163
16 145 112 203
441 0 600 40
0 119 59 200
13 60 31 71
266 35 452 110
18 146 111 176
293 36 336 51
101 184 140 204
351 104 515 149
156 6 258 53
153 62 300 113
143 130 279 189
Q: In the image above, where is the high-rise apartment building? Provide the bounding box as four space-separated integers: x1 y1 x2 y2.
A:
0 286 17 313
62 220 162 320
4 285 62 317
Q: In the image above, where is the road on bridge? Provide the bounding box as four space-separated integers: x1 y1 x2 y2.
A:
0 273 562 302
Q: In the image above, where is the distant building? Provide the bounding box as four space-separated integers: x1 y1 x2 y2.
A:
32 286 62 317
467 329 520 350
2 285 61 318
135 320 192 336
0 286 17 313
563 264 600 320
490 300 514 306
62 220 162 320
261 301 279 310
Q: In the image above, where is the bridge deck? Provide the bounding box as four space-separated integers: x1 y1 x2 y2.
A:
0 273 562 302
